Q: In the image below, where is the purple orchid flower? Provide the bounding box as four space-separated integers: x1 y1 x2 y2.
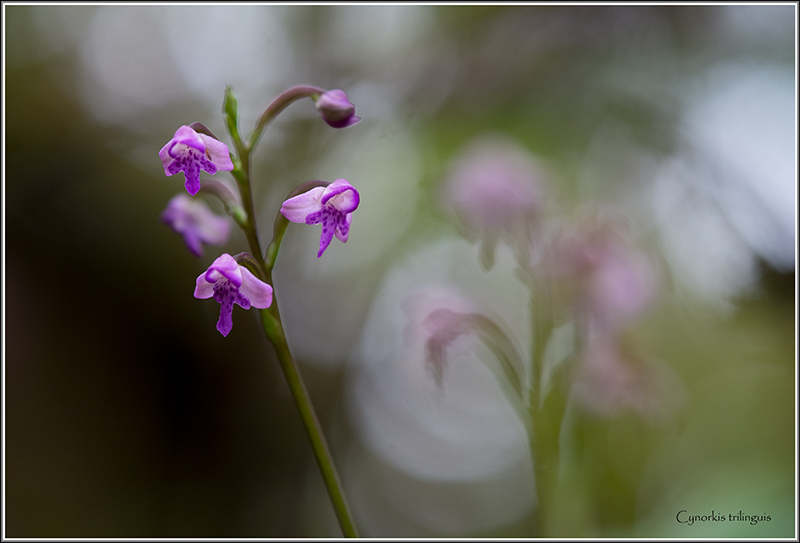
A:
159 125 234 196
280 179 360 257
194 253 273 337
315 89 361 129
161 194 231 257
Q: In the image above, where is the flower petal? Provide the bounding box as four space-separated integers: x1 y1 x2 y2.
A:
316 89 360 129
159 142 176 176
194 272 215 299
161 194 230 257
321 115 361 129
172 125 205 152
182 230 204 258
198 133 234 172
239 267 273 309
280 186 325 223
193 206 231 246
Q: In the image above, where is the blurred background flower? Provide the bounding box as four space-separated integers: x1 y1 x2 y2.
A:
5 4 795 538
440 133 549 269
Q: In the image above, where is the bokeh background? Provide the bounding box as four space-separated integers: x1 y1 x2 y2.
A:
4 4 796 538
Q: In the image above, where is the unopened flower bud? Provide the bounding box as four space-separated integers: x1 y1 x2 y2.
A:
315 89 361 129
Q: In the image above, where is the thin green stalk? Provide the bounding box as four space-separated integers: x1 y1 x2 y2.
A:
259 307 358 538
259 205 358 536
233 167 264 262
247 85 326 154
526 279 562 538
528 396 562 538
226 94 357 535
250 199 359 537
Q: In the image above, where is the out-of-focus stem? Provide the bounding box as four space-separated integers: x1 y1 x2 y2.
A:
526 280 563 538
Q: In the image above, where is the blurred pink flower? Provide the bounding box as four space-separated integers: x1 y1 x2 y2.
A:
161 194 230 257
441 135 548 268
541 214 658 333
403 289 478 387
570 335 678 420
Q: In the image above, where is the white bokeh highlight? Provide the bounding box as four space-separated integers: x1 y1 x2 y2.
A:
346 237 534 533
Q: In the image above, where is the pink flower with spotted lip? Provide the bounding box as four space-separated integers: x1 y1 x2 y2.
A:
315 89 361 129
159 125 234 196
161 194 231 257
194 253 273 337
280 179 360 257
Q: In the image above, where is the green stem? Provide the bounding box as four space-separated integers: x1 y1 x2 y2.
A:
528 393 564 538
258 306 358 538
198 179 248 229
247 84 326 154
258 183 358 536
264 180 330 271
227 94 356 535
259 209 358 536
526 279 562 537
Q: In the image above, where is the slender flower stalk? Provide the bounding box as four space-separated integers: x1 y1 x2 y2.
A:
219 85 359 537
526 285 563 538
160 85 359 536
258 305 358 538
248 85 326 153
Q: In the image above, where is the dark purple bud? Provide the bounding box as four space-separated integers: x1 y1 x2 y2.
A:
315 89 361 129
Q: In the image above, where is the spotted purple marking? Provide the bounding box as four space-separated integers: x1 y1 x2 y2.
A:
212 279 251 336
167 146 218 196
305 206 347 257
